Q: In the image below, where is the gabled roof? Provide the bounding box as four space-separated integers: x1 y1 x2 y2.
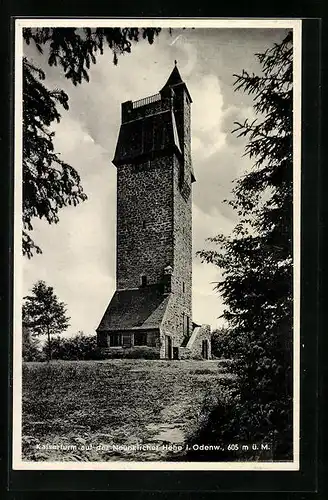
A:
97 285 169 332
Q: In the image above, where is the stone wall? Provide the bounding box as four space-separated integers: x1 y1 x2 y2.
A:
159 91 193 356
178 325 212 360
116 156 174 289
188 324 212 359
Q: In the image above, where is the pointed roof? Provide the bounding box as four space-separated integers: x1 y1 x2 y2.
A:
162 64 184 88
160 63 192 103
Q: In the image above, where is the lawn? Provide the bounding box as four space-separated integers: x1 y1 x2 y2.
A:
22 359 234 462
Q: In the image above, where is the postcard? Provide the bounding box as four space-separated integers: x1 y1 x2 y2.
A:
13 18 302 471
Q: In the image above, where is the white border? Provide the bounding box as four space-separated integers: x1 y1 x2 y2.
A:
13 18 302 471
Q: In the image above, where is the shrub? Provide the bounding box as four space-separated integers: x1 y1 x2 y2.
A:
41 335 160 361
181 391 291 462
103 346 159 360
181 324 293 461
123 346 159 359
43 332 106 361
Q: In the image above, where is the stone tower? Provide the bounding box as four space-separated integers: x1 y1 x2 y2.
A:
97 64 211 359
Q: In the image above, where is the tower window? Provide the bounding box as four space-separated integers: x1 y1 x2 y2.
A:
141 275 147 287
182 282 185 293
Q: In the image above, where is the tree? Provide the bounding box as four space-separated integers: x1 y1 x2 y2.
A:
211 327 241 359
23 27 161 257
197 32 293 459
22 280 70 361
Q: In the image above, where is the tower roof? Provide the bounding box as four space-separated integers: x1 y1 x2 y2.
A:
162 64 183 88
160 63 192 103
113 109 182 166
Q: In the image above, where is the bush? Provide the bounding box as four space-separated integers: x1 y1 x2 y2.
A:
44 332 106 361
103 346 159 360
41 335 160 361
181 391 292 462
180 324 293 461
123 346 159 359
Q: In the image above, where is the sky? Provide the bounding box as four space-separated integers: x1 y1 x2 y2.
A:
22 27 289 336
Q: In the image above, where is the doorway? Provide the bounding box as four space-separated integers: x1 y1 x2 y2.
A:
165 335 173 360
202 339 209 360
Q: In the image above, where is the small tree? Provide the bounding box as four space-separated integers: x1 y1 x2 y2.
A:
23 280 70 361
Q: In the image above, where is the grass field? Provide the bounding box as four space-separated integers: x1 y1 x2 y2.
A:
22 359 234 462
